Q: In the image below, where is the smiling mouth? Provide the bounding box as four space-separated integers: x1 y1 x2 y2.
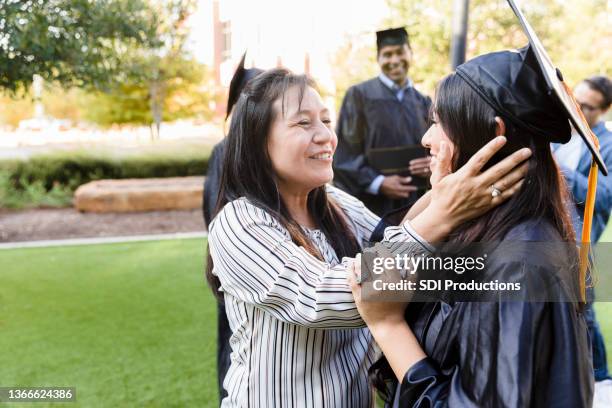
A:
309 152 332 160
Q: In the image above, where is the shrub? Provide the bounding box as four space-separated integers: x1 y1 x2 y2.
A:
0 171 73 208
0 152 210 209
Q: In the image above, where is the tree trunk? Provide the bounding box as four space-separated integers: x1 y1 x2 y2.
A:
149 80 164 141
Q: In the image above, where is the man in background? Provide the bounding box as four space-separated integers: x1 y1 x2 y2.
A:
333 27 432 216
553 75 612 406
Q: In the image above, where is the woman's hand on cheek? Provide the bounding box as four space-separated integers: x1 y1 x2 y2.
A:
348 254 407 329
410 136 531 242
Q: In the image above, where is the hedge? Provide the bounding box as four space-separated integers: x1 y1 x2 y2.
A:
0 153 210 193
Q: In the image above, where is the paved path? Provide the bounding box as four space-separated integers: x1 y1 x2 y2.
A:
0 231 208 250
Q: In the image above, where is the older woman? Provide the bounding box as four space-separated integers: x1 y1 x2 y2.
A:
206 68 530 407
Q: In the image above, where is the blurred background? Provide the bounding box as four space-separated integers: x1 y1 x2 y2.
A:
0 0 610 406
0 0 610 212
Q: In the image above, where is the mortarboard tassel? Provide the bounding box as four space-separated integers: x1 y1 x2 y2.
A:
561 81 600 304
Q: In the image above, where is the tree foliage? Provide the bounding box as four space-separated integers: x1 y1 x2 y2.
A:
332 0 611 102
81 58 218 128
79 0 219 138
0 0 219 133
0 0 160 93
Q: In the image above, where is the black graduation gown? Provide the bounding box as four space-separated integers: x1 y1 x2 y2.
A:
203 139 226 227
333 77 431 216
371 216 593 407
202 138 232 403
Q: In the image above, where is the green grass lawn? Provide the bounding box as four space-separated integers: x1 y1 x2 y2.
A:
1 222 612 408
0 239 218 408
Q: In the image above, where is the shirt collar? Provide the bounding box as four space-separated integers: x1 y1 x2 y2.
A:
592 121 608 137
378 73 412 91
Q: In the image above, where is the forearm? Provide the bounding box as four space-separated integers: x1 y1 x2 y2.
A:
369 320 427 381
404 191 431 221
408 206 453 243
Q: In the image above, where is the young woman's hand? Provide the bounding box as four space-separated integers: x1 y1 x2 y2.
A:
409 136 531 242
347 254 407 330
348 254 427 381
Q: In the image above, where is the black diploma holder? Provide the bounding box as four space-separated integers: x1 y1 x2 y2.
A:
366 145 430 190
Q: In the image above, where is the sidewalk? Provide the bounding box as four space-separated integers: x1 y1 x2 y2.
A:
0 231 208 250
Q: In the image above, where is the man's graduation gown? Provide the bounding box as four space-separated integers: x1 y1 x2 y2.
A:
333 77 431 216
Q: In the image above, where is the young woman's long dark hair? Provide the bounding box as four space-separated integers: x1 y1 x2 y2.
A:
205 68 361 299
371 73 577 402
435 73 575 243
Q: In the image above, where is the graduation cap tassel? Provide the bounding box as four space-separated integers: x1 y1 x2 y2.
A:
561 81 601 304
579 161 598 303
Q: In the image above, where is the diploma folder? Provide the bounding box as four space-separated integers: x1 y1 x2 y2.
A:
366 145 429 189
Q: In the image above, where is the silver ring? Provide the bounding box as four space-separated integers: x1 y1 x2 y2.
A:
491 185 502 198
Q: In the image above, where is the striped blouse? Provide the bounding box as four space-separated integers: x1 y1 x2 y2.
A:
208 185 431 408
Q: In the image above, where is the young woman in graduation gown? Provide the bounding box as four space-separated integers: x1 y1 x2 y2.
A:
349 46 594 407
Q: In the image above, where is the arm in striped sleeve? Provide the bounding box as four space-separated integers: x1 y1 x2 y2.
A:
383 222 435 254
209 199 365 329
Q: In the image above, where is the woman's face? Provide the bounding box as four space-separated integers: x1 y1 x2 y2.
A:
267 85 337 195
421 112 456 176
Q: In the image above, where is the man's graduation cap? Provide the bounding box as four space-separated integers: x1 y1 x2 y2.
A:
456 0 605 301
226 52 263 120
376 27 410 52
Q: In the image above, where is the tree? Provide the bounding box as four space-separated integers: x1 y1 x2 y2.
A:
81 58 218 131
383 0 611 92
0 0 159 94
330 36 379 111
0 92 33 129
135 0 200 139
79 0 216 139
331 0 611 104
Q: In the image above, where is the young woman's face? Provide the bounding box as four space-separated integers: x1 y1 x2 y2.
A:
421 112 456 175
267 85 337 195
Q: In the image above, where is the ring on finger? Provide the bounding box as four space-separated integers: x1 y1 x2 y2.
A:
491 185 502 198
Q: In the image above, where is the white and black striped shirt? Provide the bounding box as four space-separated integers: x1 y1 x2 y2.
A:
209 185 431 407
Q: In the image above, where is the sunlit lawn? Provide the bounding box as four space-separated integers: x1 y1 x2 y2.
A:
0 239 217 408
1 221 612 407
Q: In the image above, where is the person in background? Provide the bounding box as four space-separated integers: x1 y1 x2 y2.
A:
203 53 263 225
333 27 432 216
202 52 262 404
552 75 612 406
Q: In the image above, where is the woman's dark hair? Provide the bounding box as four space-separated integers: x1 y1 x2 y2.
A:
205 68 361 299
434 73 575 243
371 73 577 402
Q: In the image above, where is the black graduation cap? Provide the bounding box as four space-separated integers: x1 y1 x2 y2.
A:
454 0 607 176
225 52 263 120
456 0 605 303
376 27 410 52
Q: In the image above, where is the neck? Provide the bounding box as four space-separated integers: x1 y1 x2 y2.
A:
279 186 316 229
382 72 407 88
394 77 407 87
